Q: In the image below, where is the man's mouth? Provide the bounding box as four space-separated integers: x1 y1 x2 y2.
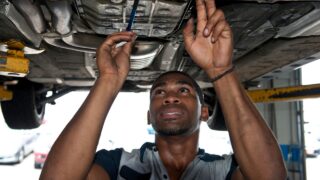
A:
160 108 183 120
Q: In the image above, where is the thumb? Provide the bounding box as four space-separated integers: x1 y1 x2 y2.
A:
122 34 137 56
183 18 195 49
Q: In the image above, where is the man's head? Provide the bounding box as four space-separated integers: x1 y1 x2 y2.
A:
148 71 209 137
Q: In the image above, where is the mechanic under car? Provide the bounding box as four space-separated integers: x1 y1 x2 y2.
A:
40 0 287 179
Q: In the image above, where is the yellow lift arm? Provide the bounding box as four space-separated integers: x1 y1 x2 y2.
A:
0 40 29 77
0 40 45 101
247 83 320 103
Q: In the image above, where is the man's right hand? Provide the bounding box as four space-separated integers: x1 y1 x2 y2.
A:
40 32 136 180
96 31 136 85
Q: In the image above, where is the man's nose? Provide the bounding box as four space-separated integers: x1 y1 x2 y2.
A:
163 93 180 105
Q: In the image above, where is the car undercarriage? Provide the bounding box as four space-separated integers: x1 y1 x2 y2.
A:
1 0 320 129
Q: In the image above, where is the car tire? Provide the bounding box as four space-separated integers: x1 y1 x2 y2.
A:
203 88 227 131
207 99 227 131
1 79 46 129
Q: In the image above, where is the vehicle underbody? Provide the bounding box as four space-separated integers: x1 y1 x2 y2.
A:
1 0 320 129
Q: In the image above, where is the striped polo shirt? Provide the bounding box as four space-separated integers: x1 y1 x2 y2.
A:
94 142 237 180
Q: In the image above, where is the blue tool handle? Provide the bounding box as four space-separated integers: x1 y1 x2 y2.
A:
126 0 140 31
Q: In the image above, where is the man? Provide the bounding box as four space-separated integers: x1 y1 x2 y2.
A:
40 0 287 179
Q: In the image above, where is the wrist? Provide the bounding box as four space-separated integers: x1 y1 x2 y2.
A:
96 75 125 91
205 65 235 82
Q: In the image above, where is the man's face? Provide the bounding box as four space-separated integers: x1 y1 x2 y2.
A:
148 73 205 136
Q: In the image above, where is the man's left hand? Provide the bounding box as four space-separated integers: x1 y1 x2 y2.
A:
183 0 233 76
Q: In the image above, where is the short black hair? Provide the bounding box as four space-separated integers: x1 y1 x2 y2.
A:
150 71 204 105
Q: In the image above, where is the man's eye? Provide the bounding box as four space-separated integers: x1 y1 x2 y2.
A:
179 87 190 93
154 89 165 95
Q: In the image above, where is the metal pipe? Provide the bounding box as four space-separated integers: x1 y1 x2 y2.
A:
46 0 72 35
11 0 46 34
38 87 89 106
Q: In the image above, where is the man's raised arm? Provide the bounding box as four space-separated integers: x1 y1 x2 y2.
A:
183 0 287 179
40 32 136 180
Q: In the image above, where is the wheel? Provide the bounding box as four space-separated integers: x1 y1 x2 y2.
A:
203 88 227 131
207 99 227 131
1 79 46 129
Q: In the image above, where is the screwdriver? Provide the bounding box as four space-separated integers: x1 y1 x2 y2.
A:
126 0 140 31
116 0 140 48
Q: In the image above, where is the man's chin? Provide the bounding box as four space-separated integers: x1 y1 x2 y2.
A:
155 128 189 136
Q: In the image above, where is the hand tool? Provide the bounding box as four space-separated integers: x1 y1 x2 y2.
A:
116 0 140 48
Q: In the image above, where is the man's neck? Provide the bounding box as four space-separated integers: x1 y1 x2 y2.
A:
155 131 199 180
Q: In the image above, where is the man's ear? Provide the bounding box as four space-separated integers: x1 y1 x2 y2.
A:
200 105 209 122
147 110 151 125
